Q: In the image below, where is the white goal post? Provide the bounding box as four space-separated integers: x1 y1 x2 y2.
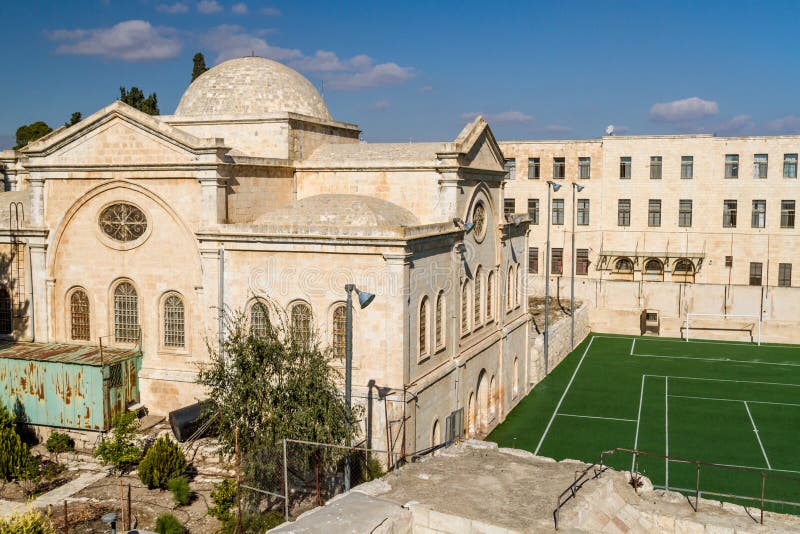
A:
684 313 762 346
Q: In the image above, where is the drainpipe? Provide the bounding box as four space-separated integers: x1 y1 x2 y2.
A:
218 246 225 358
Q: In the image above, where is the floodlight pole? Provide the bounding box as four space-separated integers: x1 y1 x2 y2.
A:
544 181 559 374
344 283 355 491
570 182 584 350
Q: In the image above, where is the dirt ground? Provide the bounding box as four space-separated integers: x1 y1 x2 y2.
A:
529 296 580 335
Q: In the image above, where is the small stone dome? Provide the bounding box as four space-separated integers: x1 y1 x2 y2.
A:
174 57 330 119
256 194 420 227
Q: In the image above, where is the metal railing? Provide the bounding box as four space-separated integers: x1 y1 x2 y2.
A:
553 447 800 530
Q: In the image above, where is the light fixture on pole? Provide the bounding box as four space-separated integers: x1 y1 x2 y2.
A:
544 180 562 375
571 182 585 351
344 283 375 491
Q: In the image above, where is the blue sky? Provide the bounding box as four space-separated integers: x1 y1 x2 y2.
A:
1 0 799 148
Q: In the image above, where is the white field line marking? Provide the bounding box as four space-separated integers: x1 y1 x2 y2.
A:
645 374 800 388
630 351 800 368
665 376 669 489
591 334 789 348
744 401 772 470
669 394 800 408
558 413 637 423
631 374 646 472
534 336 596 455
630 338 637 356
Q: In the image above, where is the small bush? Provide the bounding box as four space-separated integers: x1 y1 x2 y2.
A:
0 404 15 431
45 432 74 463
0 509 55 534
0 427 39 482
94 412 141 475
154 513 186 534
168 476 191 506
208 478 236 522
138 436 187 489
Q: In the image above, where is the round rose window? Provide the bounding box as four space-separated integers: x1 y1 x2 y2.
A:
472 202 487 241
98 203 148 242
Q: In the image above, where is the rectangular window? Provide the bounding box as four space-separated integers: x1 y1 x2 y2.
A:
679 199 693 227
578 157 591 179
577 199 590 226
504 198 516 216
650 156 662 180
648 199 662 227
725 154 739 178
751 199 766 228
784 154 798 178
504 158 516 180
553 157 566 179
781 200 795 228
552 199 564 225
528 157 540 179
779 263 792 287
528 247 539 274
552 248 563 275
527 198 539 224
754 154 768 179
576 249 589 275
681 156 694 179
618 199 631 227
749 262 763 286
723 200 737 228
725 256 733 268
620 156 631 179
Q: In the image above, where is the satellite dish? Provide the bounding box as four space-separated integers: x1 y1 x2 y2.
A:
605 125 615 136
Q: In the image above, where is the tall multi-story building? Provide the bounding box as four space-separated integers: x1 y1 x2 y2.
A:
501 134 800 341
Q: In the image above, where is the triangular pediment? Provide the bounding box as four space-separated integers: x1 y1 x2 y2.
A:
445 117 506 172
21 101 225 168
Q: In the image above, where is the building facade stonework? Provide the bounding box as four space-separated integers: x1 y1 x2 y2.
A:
0 57 531 457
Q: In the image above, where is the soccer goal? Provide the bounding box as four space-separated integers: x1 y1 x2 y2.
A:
683 313 762 345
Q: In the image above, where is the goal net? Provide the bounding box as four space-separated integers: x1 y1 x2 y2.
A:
683 313 762 345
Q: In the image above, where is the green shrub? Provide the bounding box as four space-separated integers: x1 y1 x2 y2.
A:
167 476 191 506
0 404 16 431
0 508 55 534
94 412 141 475
45 432 74 463
138 436 187 489
208 478 237 523
154 513 186 534
0 427 38 481
242 511 284 532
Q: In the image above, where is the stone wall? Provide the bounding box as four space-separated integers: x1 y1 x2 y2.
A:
529 303 590 386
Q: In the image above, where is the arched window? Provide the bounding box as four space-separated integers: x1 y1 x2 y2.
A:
473 267 482 327
70 289 90 341
673 259 696 283
250 300 269 337
461 281 470 334
435 291 445 349
291 302 312 346
0 287 11 335
506 268 514 310
419 296 429 357
332 303 346 359
432 419 441 447
486 271 494 321
163 293 185 348
113 282 139 343
614 258 634 273
513 357 520 398
516 264 523 307
644 259 664 282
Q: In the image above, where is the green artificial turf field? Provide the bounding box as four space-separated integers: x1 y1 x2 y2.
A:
487 333 800 514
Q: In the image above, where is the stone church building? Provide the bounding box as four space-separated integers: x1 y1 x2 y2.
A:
0 57 530 459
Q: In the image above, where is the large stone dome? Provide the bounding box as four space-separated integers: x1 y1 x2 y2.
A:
174 57 331 119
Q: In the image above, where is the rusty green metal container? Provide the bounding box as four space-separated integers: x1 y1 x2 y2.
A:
0 341 142 431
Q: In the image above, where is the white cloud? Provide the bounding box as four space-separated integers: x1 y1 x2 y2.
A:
156 2 189 13
50 20 181 61
203 25 301 63
232 2 248 14
649 97 719 122
261 7 281 16
766 115 800 134
461 111 534 124
717 114 756 136
197 0 223 14
368 100 390 112
325 61 413 90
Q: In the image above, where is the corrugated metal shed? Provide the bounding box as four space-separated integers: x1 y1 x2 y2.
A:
0 342 142 430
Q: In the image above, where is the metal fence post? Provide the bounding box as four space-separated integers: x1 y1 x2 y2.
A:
283 438 289 522
761 472 765 525
695 462 700 512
